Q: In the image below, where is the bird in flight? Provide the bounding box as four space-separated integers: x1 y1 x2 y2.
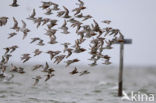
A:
10 0 19 7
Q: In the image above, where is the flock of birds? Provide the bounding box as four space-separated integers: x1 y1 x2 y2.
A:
0 0 124 86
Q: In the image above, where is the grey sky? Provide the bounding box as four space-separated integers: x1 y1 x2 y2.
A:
0 0 156 66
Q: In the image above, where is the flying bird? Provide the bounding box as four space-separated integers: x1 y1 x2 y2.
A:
33 49 42 56
3 47 10 54
102 20 111 24
66 48 73 58
70 67 79 75
37 40 45 46
63 6 71 18
76 0 84 7
20 20 30 39
45 8 53 15
8 32 17 39
54 55 66 64
51 2 60 11
11 17 20 31
21 54 31 63
10 64 18 72
57 11 65 17
27 9 36 20
18 67 25 74
82 15 92 21
30 37 40 44
32 64 43 71
73 6 86 16
79 70 90 76
9 45 18 53
46 50 61 60
61 42 71 53
40 1 52 9
42 62 49 72
10 0 19 7
60 20 70 34
65 59 80 67
0 17 8 26
33 76 42 86
45 73 54 81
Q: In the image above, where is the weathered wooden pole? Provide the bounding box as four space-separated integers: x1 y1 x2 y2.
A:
118 41 124 96
114 39 132 97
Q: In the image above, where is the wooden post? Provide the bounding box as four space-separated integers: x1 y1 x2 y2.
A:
114 39 132 97
118 42 124 96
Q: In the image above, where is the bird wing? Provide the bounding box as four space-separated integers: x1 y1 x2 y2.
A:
21 20 26 28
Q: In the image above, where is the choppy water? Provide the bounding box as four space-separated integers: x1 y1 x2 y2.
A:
0 65 156 103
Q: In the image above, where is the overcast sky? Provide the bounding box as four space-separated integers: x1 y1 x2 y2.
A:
0 0 156 66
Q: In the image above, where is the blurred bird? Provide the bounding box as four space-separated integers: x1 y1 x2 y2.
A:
33 49 42 56
47 20 57 29
75 13 83 18
8 32 17 39
45 8 53 15
65 59 80 67
33 17 43 28
21 54 31 63
42 62 49 72
66 48 73 58
63 6 71 18
48 35 57 44
67 18 79 23
20 20 30 39
52 2 60 11
9 45 18 53
71 21 82 33
5 54 12 63
37 40 45 46
57 11 65 17
32 64 43 71
117 32 124 42
104 40 113 49
0 17 8 26
1 56 6 64
70 67 79 75
61 42 71 53
76 0 84 7
40 1 52 9
82 15 92 21
3 47 10 54
54 55 66 64
45 73 54 81
33 76 41 86
79 70 90 76
74 40 86 53
103 59 111 65
30 37 40 44
60 20 70 34
47 68 55 74
89 58 97 66
102 20 111 24
42 18 50 26
11 17 20 31
1 65 7 73
46 50 61 60
10 64 18 72
45 28 57 36
10 0 19 7
72 6 86 16
18 67 25 74
27 9 36 20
